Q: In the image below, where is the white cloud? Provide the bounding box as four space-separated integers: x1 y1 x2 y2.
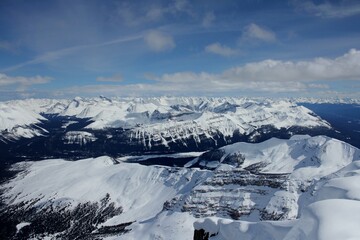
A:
242 23 276 42
222 48 360 82
96 74 123 82
205 43 238 57
294 0 360 18
202 11 215 27
144 30 175 52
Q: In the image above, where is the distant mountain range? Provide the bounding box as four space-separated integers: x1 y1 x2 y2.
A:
1 97 334 160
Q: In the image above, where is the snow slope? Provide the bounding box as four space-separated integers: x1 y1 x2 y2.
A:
1 156 209 224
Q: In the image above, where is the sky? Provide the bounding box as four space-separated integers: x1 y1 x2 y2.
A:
0 0 360 100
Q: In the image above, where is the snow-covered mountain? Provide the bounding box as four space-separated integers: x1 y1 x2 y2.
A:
0 97 333 159
1 136 359 239
1 97 330 138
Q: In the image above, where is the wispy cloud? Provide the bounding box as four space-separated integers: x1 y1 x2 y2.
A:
205 43 238 57
293 0 360 18
1 35 143 72
242 23 276 43
144 30 175 52
96 74 123 82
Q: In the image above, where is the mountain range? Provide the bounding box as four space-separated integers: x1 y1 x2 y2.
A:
0 97 359 239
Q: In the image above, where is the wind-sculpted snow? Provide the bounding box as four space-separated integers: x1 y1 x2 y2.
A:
0 97 331 150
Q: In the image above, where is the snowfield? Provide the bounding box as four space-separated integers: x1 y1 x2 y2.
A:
1 135 360 239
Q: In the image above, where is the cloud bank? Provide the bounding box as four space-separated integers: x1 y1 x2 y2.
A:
57 49 359 97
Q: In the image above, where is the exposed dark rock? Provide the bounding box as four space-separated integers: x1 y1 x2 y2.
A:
222 152 245 166
193 229 217 240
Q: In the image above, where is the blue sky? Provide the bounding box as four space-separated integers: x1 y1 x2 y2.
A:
1 0 360 100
